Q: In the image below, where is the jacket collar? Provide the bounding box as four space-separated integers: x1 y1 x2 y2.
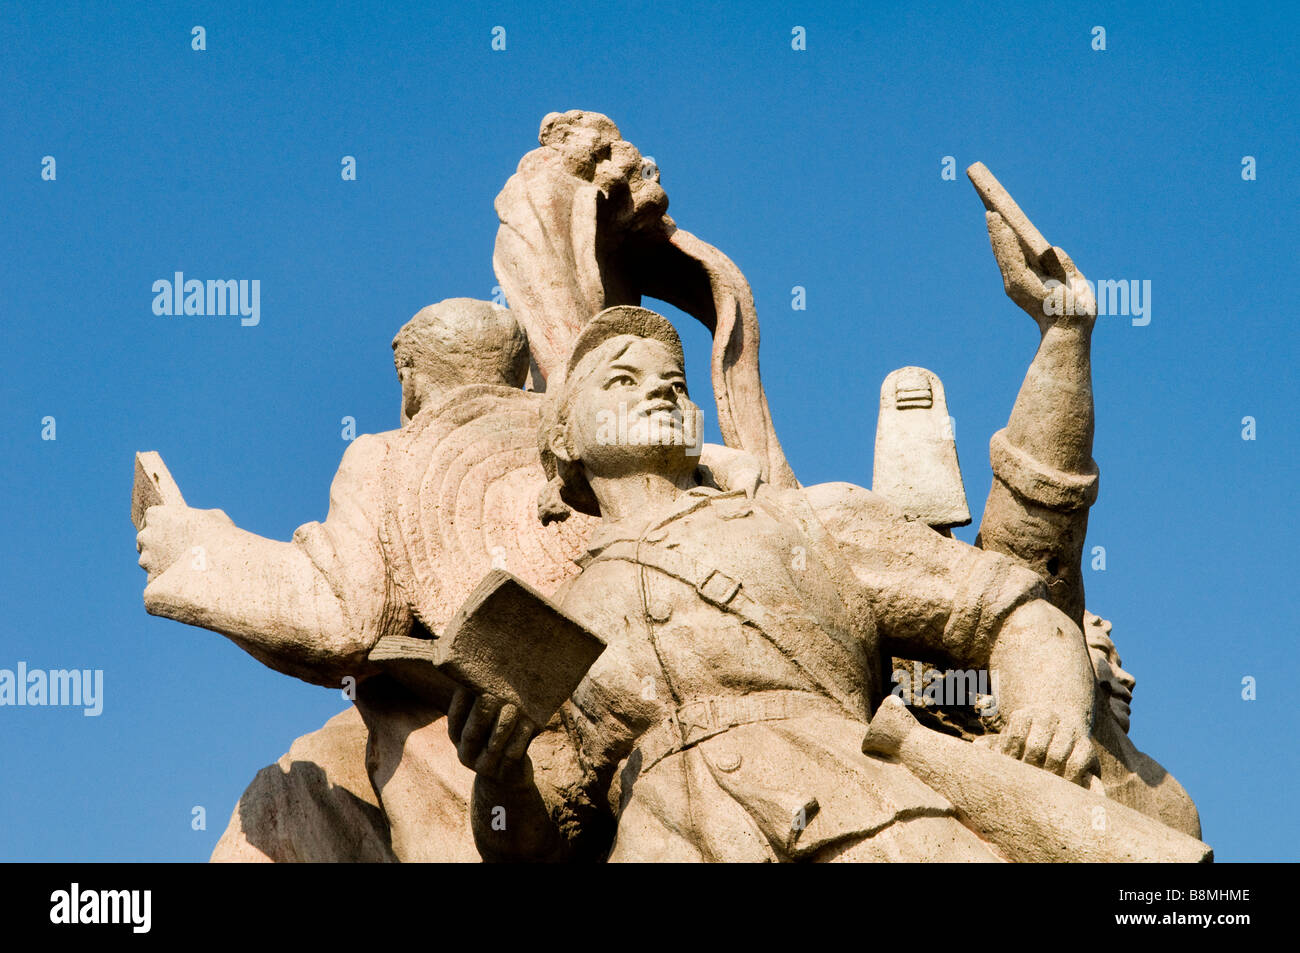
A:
583 485 748 561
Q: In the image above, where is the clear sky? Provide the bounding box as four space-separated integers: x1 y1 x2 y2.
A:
2 0 1295 861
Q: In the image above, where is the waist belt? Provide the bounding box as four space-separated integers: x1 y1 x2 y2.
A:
633 690 847 777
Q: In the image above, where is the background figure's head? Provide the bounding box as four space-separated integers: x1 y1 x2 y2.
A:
539 306 702 521
392 298 529 424
1084 612 1136 734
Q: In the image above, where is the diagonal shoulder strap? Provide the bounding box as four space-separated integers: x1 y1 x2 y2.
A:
591 539 865 719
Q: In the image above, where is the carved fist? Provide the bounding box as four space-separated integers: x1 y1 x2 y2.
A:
135 505 232 584
598 139 669 236
976 707 1099 788
985 211 1095 332
446 687 539 783
537 110 669 237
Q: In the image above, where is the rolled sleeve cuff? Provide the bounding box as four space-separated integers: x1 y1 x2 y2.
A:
989 428 1099 511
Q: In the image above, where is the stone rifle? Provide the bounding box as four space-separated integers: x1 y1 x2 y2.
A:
862 696 1212 863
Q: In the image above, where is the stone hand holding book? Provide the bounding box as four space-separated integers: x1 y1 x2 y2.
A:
368 569 606 729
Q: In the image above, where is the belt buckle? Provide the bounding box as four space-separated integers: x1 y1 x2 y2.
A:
675 699 714 746
697 569 740 607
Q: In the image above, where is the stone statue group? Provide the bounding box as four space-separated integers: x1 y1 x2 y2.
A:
134 111 1208 862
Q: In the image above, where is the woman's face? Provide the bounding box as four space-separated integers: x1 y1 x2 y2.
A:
558 335 701 483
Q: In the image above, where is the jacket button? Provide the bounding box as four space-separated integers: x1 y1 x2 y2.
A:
714 750 742 772
647 599 672 623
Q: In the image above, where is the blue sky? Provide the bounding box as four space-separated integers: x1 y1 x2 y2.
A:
2 1 1295 861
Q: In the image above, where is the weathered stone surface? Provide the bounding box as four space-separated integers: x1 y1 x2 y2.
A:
457 307 1120 863
136 121 1206 864
872 366 970 530
1086 613 1202 838
494 110 796 488
972 165 1099 627
211 707 395 863
355 678 478 863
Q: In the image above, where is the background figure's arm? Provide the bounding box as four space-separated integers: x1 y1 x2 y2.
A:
977 210 1099 625
809 482 1096 783
1000 323 1095 476
138 434 406 687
